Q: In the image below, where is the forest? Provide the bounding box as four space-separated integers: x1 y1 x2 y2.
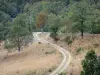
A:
0 0 100 75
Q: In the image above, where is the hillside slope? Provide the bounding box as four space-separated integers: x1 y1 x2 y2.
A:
0 42 62 75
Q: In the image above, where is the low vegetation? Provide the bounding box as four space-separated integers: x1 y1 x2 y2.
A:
0 0 100 75
81 50 100 75
1 0 100 51
76 47 84 55
26 71 36 75
59 72 67 75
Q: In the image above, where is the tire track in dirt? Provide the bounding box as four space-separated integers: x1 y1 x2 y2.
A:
33 32 71 75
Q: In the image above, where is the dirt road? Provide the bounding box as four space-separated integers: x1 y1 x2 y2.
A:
34 32 71 75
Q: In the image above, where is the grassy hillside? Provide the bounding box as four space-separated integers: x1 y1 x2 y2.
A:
0 0 100 75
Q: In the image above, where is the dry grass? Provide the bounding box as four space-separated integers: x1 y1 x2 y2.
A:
52 34 100 75
0 42 62 75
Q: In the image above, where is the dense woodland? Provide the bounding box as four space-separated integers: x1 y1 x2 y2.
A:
1 0 100 75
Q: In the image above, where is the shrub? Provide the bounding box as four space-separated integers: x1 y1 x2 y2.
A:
50 33 60 41
48 66 56 73
48 69 52 72
26 71 36 75
59 72 67 75
76 47 83 54
38 42 42 44
45 51 55 55
67 40 73 45
4 40 16 52
65 34 75 45
81 50 97 75
93 43 99 48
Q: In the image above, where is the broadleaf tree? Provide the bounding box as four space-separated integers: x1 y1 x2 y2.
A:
36 12 47 31
81 50 97 75
8 14 32 52
68 1 88 38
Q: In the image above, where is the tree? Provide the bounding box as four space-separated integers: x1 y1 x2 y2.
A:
87 9 100 34
68 1 88 38
0 0 19 17
46 14 61 40
0 23 5 40
81 50 100 75
8 14 31 52
0 11 11 41
81 50 97 75
36 12 47 31
47 1 66 15
94 56 100 75
44 0 70 6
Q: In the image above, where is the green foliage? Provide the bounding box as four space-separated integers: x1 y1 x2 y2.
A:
81 50 97 75
26 71 36 75
65 33 75 45
81 50 100 75
1 0 100 56
68 1 89 38
44 0 70 5
0 11 11 40
65 36 73 45
76 47 83 54
4 40 16 52
0 0 43 17
7 14 32 51
94 56 100 75
67 39 73 45
59 72 67 75
47 14 61 38
87 8 100 34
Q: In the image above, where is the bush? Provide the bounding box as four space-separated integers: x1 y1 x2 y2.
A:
59 72 67 75
26 71 36 75
67 40 73 45
65 35 75 45
50 33 60 41
76 47 83 54
81 50 97 75
93 43 99 48
38 42 42 44
48 66 56 73
45 51 55 55
48 69 52 72
4 40 16 52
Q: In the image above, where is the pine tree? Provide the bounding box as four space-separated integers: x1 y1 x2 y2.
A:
81 50 97 75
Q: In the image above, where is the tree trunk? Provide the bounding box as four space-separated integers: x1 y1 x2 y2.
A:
80 19 84 39
18 42 21 52
17 37 21 52
81 29 84 39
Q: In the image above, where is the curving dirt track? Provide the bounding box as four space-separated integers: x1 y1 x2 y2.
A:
33 32 71 75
